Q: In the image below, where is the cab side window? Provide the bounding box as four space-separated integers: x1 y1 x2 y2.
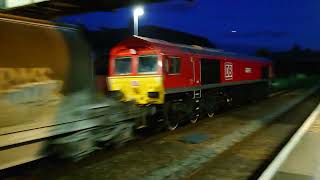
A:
165 57 181 74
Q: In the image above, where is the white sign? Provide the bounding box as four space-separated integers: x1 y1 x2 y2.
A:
224 62 233 80
245 67 252 73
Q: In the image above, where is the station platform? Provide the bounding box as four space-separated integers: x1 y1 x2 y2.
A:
259 103 320 180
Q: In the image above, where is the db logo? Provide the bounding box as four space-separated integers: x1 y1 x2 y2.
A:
224 62 233 80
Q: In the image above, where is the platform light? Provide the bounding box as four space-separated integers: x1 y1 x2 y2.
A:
133 6 144 36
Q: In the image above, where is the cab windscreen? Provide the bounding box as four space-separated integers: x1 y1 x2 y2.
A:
138 55 158 74
115 57 132 75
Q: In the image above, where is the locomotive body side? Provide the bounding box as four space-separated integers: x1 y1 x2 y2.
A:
164 55 271 94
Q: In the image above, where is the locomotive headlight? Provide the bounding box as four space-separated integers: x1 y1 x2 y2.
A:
155 77 162 83
148 92 159 98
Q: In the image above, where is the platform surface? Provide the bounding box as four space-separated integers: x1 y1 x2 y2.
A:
272 105 320 180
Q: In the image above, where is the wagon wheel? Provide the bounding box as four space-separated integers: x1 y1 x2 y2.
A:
164 102 180 131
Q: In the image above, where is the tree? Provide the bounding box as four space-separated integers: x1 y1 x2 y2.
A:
256 48 271 57
290 44 302 54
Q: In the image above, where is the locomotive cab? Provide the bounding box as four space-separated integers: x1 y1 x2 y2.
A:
108 51 165 105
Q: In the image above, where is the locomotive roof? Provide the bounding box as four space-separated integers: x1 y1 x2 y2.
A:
114 36 270 63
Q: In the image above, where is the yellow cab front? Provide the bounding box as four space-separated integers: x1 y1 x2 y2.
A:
108 51 164 105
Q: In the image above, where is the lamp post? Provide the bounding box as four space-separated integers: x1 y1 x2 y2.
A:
133 6 144 36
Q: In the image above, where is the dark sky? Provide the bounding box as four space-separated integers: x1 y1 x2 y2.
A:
59 0 320 53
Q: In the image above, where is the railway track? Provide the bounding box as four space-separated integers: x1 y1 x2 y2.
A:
185 88 320 180
2 86 319 179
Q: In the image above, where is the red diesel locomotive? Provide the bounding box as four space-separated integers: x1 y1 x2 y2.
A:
108 36 272 130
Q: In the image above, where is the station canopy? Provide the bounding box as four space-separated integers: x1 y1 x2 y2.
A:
0 0 166 19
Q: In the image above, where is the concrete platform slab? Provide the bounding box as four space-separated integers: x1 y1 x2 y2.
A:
278 132 320 177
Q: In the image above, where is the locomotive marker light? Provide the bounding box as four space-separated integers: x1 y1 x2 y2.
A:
130 49 137 54
133 6 144 35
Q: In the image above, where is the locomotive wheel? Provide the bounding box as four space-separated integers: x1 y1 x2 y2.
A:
207 105 216 118
190 114 199 123
188 98 200 124
165 113 179 131
190 105 200 123
167 119 179 131
164 102 180 131
208 112 215 118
